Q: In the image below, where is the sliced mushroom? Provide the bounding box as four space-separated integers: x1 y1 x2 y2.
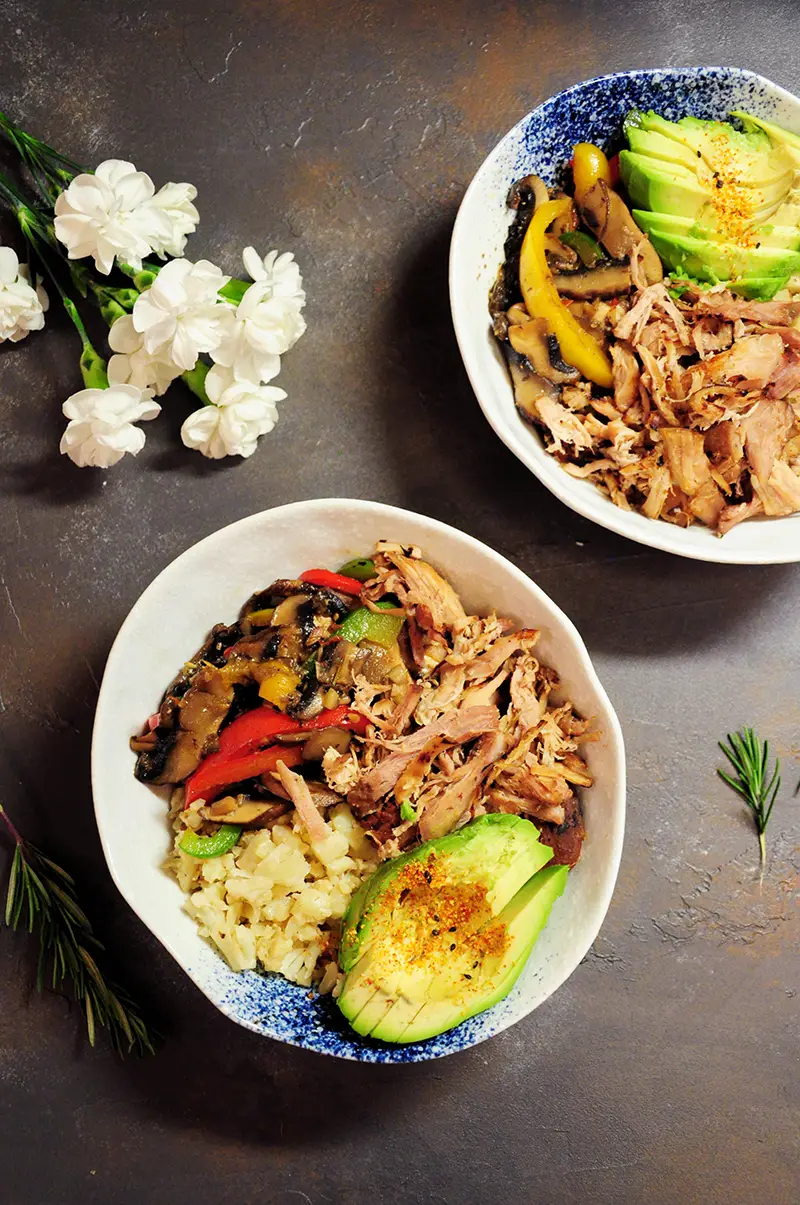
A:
302 727 352 761
507 174 549 211
544 233 578 271
508 316 579 383
550 196 578 237
506 303 529 326
272 592 311 626
272 730 312 744
505 347 560 424
287 678 324 722
130 732 158 753
577 180 663 285
202 795 290 826
545 199 579 269
552 263 633 298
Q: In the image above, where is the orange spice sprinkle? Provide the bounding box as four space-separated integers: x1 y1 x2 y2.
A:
356 853 510 990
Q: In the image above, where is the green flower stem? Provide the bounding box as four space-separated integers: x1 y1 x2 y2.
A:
0 109 85 204
59 296 108 389
91 284 139 326
119 262 160 293
182 359 212 404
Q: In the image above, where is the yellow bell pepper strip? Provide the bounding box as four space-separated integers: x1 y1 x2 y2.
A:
337 557 376 582
243 607 274 627
179 824 242 859
258 662 301 708
572 142 612 200
519 197 614 388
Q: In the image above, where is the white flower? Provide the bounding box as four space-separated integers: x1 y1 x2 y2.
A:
132 258 232 371
54 159 159 275
106 314 182 396
243 247 306 307
53 159 199 275
0 246 48 343
181 378 286 459
148 182 199 258
209 278 306 383
59 383 160 468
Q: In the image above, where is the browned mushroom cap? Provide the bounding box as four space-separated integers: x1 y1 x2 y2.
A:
552 263 633 298
505 348 561 423
544 233 578 270
508 316 579 383
507 173 549 210
301 726 352 761
577 180 663 285
202 795 291 827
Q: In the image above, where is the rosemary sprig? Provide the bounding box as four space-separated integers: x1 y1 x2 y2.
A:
1 805 155 1055
718 728 781 866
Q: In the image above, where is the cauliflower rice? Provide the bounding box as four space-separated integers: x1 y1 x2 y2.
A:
169 795 379 990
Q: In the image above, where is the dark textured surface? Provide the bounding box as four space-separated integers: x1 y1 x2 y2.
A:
1 2 799 1202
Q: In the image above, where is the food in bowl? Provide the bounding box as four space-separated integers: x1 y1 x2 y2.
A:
491 109 800 535
131 541 593 1040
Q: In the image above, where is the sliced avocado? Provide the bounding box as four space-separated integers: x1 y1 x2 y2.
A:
727 276 788 300
626 109 789 183
626 127 704 173
337 814 563 1044
621 110 799 285
339 862 569 1043
620 151 714 220
621 152 790 223
633 210 800 251
645 228 800 284
732 111 800 159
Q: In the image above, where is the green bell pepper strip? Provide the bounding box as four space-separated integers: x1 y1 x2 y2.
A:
179 825 242 859
335 600 404 647
337 557 376 582
559 230 607 268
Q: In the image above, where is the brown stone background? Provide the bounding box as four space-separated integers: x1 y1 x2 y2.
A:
0 2 798 1202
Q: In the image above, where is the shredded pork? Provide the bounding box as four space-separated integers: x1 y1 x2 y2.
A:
344 547 593 864
521 282 800 533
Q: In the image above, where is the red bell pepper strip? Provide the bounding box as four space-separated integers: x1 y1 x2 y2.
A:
217 704 368 760
300 568 364 594
217 705 298 755
184 743 303 807
608 153 620 187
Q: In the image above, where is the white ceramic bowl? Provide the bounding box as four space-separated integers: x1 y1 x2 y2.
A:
450 67 800 563
92 498 625 1061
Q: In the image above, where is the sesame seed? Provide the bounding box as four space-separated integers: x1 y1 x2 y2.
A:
450 943 456 951
431 929 440 937
448 926 457 932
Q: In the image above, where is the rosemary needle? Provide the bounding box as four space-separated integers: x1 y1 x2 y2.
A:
0 804 154 1055
718 728 781 866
